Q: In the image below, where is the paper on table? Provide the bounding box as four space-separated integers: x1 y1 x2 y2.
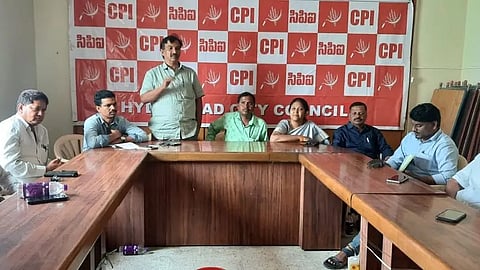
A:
399 154 415 172
112 142 150 150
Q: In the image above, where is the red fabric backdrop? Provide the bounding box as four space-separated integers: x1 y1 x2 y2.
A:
70 0 413 129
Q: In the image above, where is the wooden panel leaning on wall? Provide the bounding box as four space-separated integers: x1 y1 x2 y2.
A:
73 126 403 150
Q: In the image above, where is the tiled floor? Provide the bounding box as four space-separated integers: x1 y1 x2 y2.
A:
107 246 340 270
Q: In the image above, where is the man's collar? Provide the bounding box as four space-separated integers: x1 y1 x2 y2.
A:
96 113 116 125
15 114 32 129
162 62 183 70
235 111 254 126
420 129 442 142
347 122 367 130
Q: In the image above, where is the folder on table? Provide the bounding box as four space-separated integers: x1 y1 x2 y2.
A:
399 154 415 172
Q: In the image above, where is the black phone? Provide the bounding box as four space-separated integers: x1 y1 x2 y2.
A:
160 140 181 146
386 174 409 184
303 140 319 147
435 209 467 224
166 140 181 146
26 194 69 205
148 144 159 149
44 170 79 177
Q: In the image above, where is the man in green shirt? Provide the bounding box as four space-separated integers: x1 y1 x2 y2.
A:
206 92 268 142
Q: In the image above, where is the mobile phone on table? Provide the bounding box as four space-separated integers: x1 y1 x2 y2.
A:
44 170 79 177
435 209 466 224
26 194 69 205
148 144 159 149
386 174 409 184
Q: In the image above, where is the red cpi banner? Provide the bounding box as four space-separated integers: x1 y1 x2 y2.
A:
69 0 413 129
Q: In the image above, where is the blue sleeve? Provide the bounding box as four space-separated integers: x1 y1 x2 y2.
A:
333 127 346 147
386 137 406 170
374 129 394 158
431 140 458 184
119 118 148 142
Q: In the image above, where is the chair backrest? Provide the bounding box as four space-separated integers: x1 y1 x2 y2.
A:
54 134 84 160
457 154 468 171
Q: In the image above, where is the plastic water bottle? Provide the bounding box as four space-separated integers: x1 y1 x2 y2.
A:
20 182 68 198
118 245 148 255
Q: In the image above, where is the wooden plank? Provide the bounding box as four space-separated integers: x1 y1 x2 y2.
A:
431 87 468 136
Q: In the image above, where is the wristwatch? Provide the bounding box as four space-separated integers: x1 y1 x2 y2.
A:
120 136 126 143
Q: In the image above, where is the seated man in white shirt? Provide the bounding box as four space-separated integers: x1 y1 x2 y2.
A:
0 89 62 186
446 153 480 209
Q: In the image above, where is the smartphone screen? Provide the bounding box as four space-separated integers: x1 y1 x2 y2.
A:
435 209 466 223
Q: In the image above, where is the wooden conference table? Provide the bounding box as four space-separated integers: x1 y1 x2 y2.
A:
0 150 147 270
0 141 351 270
298 152 445 250
353 194 480 270
0 141 456 270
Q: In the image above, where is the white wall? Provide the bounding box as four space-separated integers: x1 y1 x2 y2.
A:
33 0 72 157
409 0 467 112
462 0 480 81
0 0 37 120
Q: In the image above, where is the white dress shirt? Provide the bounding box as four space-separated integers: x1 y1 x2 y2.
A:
453 153 480 209
0 114 49 183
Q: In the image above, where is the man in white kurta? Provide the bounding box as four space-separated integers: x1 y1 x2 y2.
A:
0 89 62 189
446 153 480 209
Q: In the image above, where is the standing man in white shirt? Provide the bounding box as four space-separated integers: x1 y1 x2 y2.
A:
0 89 62 187
140 35 204 141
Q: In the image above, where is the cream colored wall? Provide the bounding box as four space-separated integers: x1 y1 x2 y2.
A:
32 0 473 153
409 0 467 112
34 0 72 157
462 0 480 81
406 0 468 132
0 0 36 120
